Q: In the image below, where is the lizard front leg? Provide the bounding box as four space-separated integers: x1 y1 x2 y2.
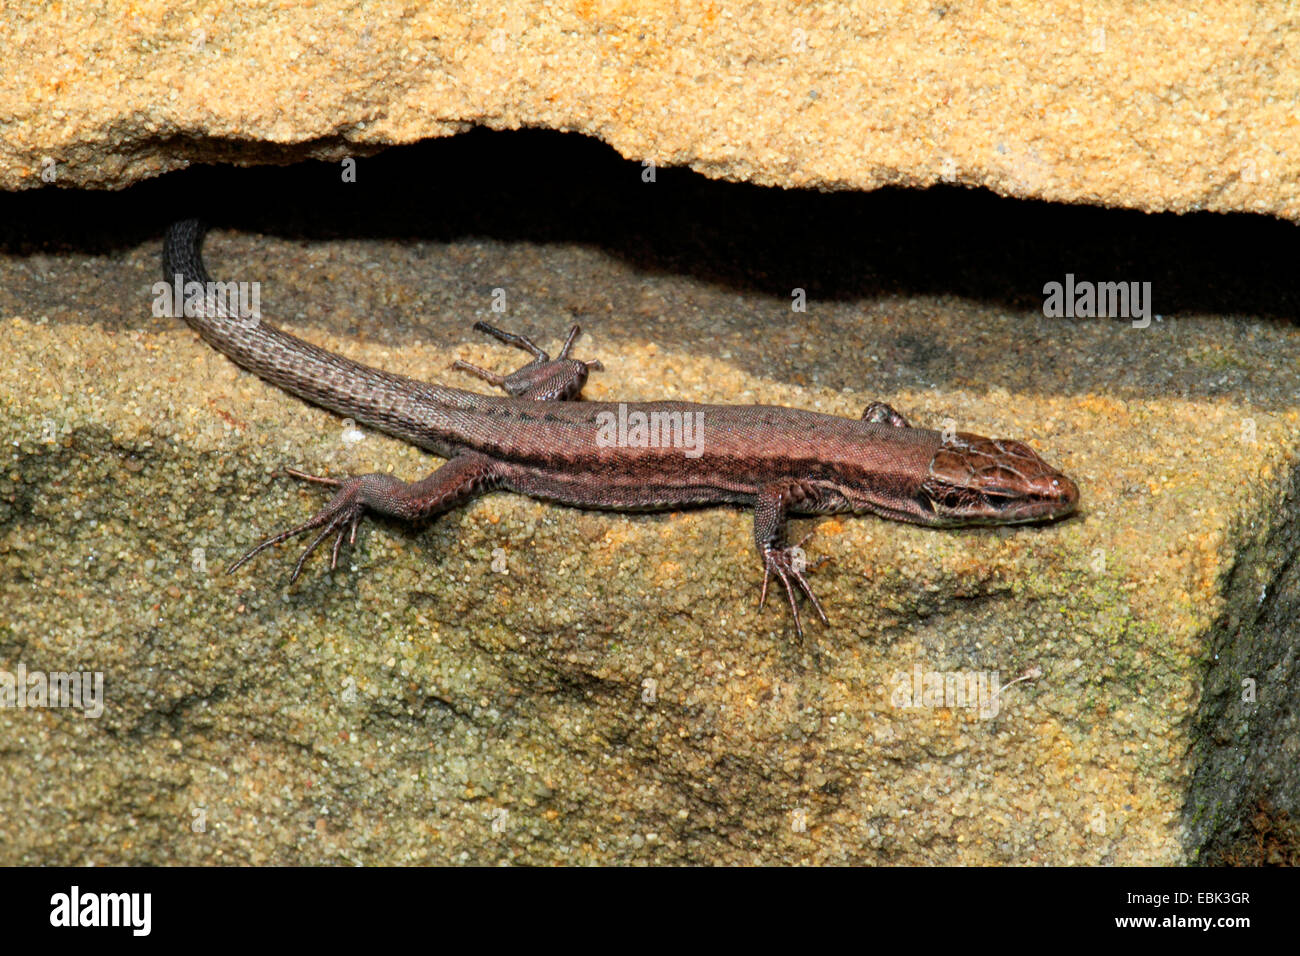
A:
228 452 503 581
753 481 832 639
861 401 911 427
452 321 602 401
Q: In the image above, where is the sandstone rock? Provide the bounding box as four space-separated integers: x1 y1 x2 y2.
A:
2 1 1298 218
1 164 1297 862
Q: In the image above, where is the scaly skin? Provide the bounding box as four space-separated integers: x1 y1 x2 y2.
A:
163 220 1080 637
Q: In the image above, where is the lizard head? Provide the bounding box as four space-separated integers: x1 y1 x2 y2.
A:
919 434 1079 525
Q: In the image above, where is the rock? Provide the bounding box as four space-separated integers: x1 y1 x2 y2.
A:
1 155 1297 863
2 1 1298 218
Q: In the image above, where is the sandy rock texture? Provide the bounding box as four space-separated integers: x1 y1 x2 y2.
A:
1 149 1298 863
3 1 1299 218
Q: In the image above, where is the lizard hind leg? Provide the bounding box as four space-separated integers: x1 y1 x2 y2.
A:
227 455 502 583
226 467 367 582
452 321 603 401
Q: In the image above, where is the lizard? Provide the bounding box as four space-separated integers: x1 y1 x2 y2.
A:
162 219 1079 637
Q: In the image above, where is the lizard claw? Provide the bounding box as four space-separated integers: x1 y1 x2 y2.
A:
227 469 368 581
757 532 829 639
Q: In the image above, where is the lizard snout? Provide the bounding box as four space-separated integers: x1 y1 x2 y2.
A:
922 435 1080 525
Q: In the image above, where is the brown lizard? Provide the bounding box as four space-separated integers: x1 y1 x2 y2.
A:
164 220 1079 636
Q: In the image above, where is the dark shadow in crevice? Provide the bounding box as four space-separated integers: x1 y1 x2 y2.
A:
1 126 1297 321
